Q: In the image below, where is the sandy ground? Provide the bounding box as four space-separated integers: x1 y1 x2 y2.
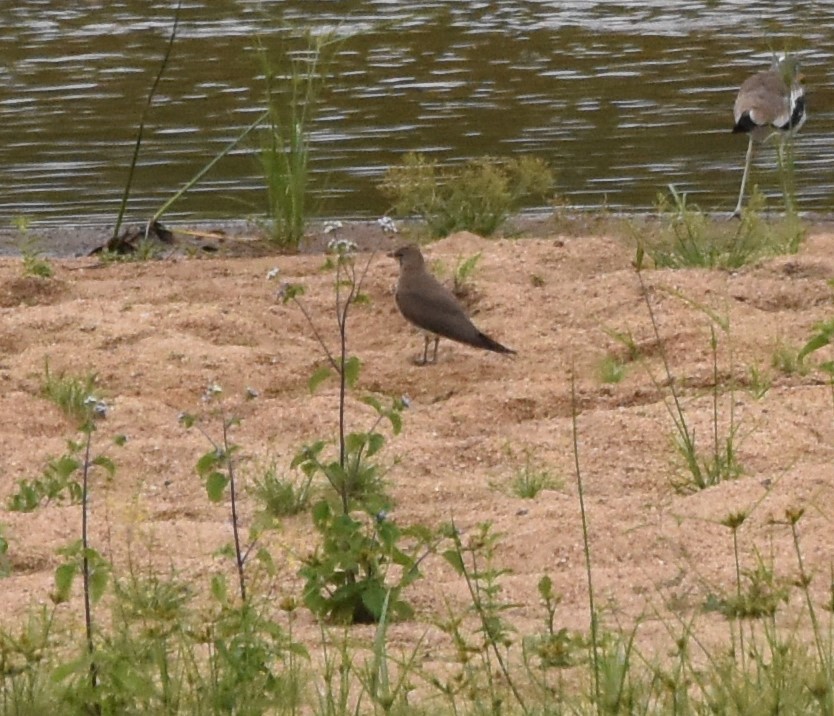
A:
2 226 834 672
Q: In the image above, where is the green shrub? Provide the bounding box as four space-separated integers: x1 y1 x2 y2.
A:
379 153 553 237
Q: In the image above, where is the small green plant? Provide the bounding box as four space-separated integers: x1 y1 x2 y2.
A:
498 446 562 498
289 394 405 513
523 575 584 669
598 325 641 384
0 605 59 708
31 363 115 710
452 251 482 300
198 589 302 713
41 362 101 425
705 551 789 619
0 524 9 578
772 338 808 376
181 391 280 604
598 353 628 384
441 522 529 712
636 279 744 493
250 460 314 518
746 363 772 399
14 217 53 278
379 153 553 237
636 185 804 269
601 325 641 363
283 240 432 625
799 316 834 369
8 444 86 512
675 325 744 493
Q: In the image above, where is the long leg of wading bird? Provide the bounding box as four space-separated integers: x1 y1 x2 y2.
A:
732 134 756 218
730 54 806 219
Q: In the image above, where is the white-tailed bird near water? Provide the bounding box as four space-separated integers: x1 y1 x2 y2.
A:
731 53 806 218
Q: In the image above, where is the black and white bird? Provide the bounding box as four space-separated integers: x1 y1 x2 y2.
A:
731 54 806 217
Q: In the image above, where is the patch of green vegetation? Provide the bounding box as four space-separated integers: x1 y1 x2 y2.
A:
13 217 54 278
452 251 482 299
746 362 772 399
636 185 804 270
598 353 628 384
772 338 809 376
492 445 562 499
379 153 553 237
249 460 314 518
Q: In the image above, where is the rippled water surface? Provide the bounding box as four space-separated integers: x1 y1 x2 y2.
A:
1 1 832 226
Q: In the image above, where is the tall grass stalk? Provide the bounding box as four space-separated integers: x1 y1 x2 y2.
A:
786 508 831 689
79 429 98 697
259 31 341 247
636 273 743 492
149 109 269 229
113 0 182 241
723 511 749 674
570 367 600 706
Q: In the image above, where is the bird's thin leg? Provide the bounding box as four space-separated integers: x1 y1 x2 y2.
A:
419 334 430 365
731 135 755 219
431 335 440 363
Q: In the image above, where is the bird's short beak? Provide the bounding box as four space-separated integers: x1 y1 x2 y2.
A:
386 250 397 259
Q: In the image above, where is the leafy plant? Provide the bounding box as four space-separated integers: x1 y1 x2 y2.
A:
300 502 427 624
34 363 115 709
181 396 278 604
8 444 86 512
705 552 789 619
799 316 834 373
523 575 584 669
452 251 482 300
15 219 53 279
283 239 431 625
379 153 553 237
441 522 529 712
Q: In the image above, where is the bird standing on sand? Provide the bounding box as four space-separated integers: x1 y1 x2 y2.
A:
731 54 806 218
388 244 516 365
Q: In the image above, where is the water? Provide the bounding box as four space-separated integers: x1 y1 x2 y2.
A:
1 1 832 228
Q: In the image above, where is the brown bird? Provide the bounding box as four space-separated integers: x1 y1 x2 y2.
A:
731 54 806 217
388 244 516 364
